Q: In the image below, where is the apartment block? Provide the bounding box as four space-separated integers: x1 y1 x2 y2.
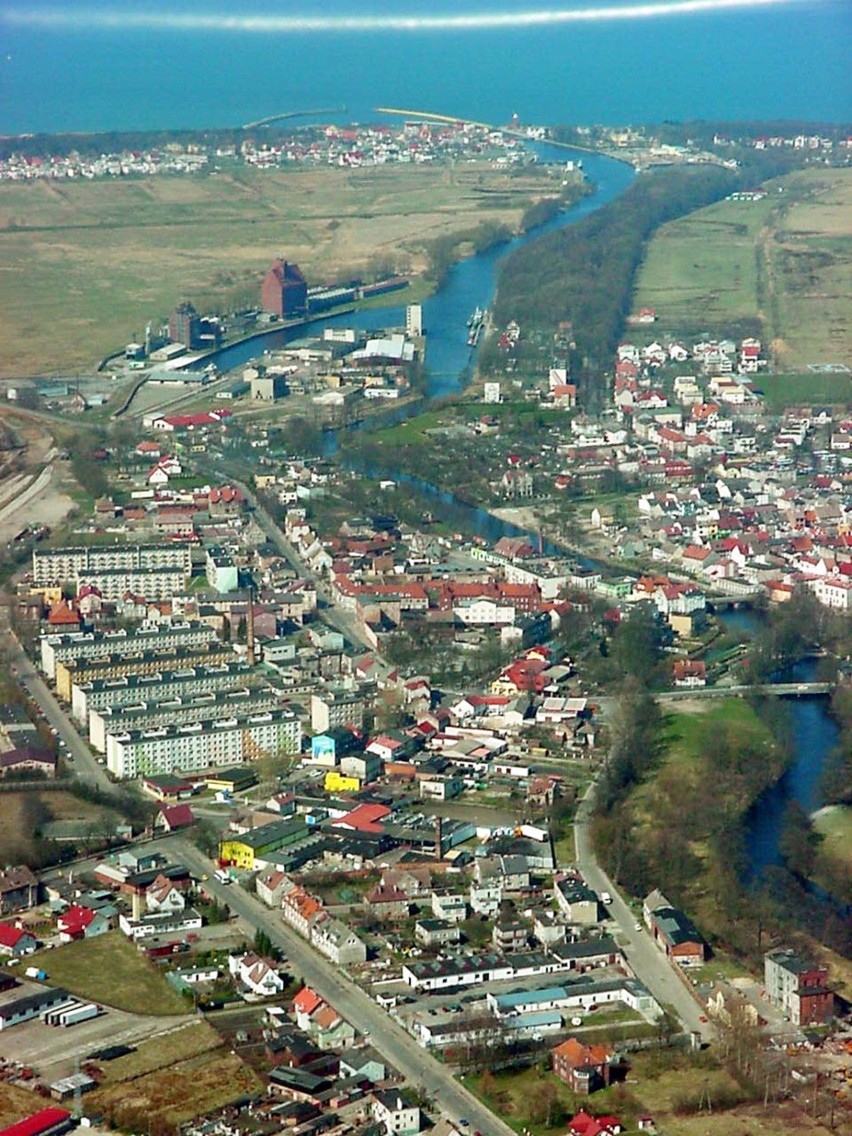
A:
56 646 236 702
70 660 254 726
41 621 218 680
90 686 282 752
106 708 302 779
33 543 192 586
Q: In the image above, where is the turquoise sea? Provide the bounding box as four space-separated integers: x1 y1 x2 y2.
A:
1 0 850 134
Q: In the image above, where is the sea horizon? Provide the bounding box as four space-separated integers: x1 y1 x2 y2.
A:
1 1 850 136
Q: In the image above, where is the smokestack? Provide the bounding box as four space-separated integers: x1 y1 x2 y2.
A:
247 590 256 666
132 890 143 920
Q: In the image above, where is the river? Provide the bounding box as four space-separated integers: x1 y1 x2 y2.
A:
718 609 843 898
205 144 635 390
215 138 837 894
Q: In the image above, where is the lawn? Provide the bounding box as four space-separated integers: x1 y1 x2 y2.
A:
632 167 852 374
754 371 851 412
812 803 852 865
0 162 552 378
34 930 188 1015
657 699 770 769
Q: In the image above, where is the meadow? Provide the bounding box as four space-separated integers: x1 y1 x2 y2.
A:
0 161 556 378
632 168 852 379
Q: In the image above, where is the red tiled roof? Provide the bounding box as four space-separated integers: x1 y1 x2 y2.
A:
292 986 323 1015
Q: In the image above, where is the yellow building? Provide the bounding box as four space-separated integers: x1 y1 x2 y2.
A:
323 770 361 794
219 818 306 871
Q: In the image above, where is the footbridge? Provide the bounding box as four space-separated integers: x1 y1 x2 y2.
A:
658 682 833 702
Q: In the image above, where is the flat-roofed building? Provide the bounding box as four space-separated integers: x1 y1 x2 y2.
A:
106 707 301 779
56 645 236 702
41 621 217 680
33 543 192 587
90 686 281 752
71 660 254 725
76 565 186 601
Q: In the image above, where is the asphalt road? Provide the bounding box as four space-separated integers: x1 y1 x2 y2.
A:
167 837 514 1136
573 781 715 1045
205 465 380 659
1 606 115 794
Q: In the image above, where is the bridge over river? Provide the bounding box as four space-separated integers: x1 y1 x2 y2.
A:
658 681 833 702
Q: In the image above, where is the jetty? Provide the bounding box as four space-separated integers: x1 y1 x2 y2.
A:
241 107 346 130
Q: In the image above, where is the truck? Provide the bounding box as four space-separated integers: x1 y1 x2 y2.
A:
42 1000 81 1026
59 1002 101 1027
601 891 612 905
214 869 231 885
25 967 48 981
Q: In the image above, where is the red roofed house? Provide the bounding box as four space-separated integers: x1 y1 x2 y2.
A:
568 1111 623 1136
293 985 324 1027
363 884 410 921
553 1038 618 1095
0 923 37 957
155 804 196 832
57 904 112 942
46 600 80 629
672 659 706 688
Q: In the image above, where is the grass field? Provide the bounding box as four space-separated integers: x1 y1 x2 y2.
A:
90 1046 261 1131
813 804 852 864
0 1084 45 1128
95 1021 221 1083
0 162 558 378
632 168 852 381
33 930 188 1015
755 371 852 412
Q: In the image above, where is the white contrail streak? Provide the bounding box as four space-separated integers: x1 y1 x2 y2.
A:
2 1 805 34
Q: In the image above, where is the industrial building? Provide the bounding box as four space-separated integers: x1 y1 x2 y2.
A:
168 301 201 348
106 707 302 779
261 258 307 318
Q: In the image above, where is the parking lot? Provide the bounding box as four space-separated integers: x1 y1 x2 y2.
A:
0 981 193 1081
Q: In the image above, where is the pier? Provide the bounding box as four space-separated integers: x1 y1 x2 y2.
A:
241 107 346 130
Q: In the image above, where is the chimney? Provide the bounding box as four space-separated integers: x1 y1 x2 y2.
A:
434 816 442 860
246 591 256 666
131 890 143 920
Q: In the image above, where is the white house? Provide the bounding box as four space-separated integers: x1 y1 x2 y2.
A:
228 952 285 997
372 1091 422 1135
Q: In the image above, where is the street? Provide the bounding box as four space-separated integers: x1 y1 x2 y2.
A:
573 781 715 1044
0 604 115 794
166 837 516 1136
